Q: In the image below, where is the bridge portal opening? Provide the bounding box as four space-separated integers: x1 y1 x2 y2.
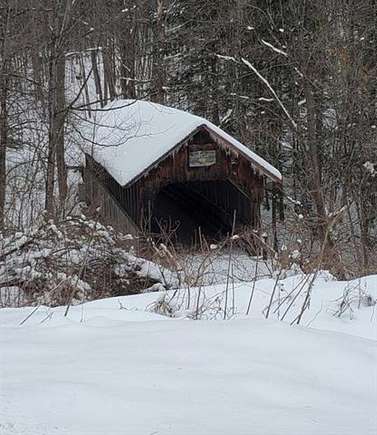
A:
151 180 253 245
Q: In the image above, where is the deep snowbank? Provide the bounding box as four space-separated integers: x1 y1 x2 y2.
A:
1 273 376 435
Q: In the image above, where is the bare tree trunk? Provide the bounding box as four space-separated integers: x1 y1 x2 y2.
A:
45 0 72 217
271 187 278 251
79 54 91 116
119 6 137 100
0 76 7 231
209 52 220 125
30 7 44 101
151 0 166 104
0 2 10 231
103 41 116 101
91 48 104 106
359 188 370 271
119 38 136 99
303 82 328 245
45 38 57 218
56 53 67 209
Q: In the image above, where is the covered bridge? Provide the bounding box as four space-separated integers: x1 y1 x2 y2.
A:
81 100 282 244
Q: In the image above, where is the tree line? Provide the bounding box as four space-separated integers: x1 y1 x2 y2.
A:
0 0 376 273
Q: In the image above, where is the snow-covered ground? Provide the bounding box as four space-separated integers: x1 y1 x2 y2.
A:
175 251 272 286
1 272 376 435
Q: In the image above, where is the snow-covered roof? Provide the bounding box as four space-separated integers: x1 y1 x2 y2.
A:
81 99 282 186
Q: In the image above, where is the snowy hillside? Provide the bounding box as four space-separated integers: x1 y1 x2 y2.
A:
1 273 376 435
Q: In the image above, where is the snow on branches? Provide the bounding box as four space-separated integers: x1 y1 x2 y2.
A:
0 215 171 307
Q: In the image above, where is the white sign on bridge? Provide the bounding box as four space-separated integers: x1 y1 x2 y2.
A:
189 150 217 167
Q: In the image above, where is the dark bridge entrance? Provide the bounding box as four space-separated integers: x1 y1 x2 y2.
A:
151 180 253 244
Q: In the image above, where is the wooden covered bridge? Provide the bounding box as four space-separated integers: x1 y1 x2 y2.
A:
81 100 282 244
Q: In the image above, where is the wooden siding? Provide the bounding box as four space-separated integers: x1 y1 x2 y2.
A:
83 160 140 237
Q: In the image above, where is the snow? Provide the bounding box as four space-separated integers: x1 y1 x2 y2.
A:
364 161 376 177
80 99 282 186
261 39 288 57
176 251 272 286
1 272 376 434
